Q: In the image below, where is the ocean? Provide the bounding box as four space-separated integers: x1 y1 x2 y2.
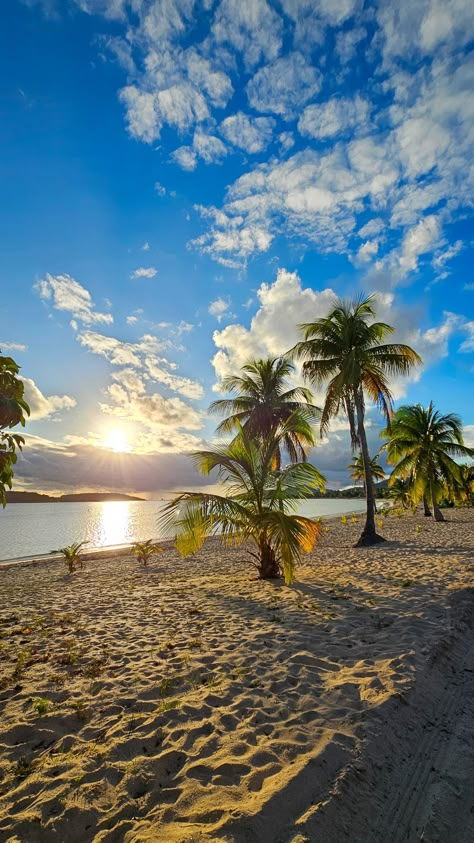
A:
0 498 368 563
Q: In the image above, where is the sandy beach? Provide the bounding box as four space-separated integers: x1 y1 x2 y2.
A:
0 508 473 843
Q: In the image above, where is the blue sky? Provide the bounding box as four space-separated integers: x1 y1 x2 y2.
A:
1 0 473 494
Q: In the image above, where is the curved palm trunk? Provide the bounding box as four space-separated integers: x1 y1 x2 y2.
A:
354 391 385 547
430 475 445 522
423 495 432 517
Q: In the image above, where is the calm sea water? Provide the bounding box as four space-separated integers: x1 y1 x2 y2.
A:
0 499 368 562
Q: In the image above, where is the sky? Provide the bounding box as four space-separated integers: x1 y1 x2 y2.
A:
1 0 473 495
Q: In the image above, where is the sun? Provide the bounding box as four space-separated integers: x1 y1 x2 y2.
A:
105 428 129 453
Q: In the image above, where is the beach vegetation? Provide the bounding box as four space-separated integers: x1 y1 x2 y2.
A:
348 452 385 490
383 402 474 521
131 539 165 566
14 756 35 779
209 356 321 470
0 352 30 507
160 422 325 585
291 294 421 546
31 697 51 716
58 541 88 573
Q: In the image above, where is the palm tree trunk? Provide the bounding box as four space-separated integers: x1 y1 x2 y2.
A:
430 476 445 522
423 495 432 517
258 540 280 579
354 391 385 546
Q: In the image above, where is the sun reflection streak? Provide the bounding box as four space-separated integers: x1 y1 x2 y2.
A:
98 501 131 547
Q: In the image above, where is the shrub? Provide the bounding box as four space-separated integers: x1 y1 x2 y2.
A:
58 541 88 574
131 539 165 567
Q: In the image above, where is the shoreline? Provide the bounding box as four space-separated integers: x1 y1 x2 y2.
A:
0 500 386 568
0 508 472 842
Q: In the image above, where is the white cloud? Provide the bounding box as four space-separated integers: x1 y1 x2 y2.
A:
212 0 282 69
21 377 76 421
35 273 114 325
246 52 321 118
398 215 442 275
1 341 28 352
212 269 461 405
460 321 474 353
377 0 474 66
220 112 274 154
355 240 379 264
154 182 166 196
126 315 138 325
208 296 232 322
130 266 158 279
358 218 384 238
142 241 150 251
172 145 197 171
192 130 227 164
298 96 370 140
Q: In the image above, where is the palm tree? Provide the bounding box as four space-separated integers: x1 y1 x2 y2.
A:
159 422 326 585
291 295 421 546
348 453 386 492
457 464 474 506
388 477 414 510
209 357 321 469
382 403 474 521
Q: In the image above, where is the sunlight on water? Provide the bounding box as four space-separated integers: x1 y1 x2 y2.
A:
97 501 131 547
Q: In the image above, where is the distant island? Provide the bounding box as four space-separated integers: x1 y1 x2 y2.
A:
6 492 144 503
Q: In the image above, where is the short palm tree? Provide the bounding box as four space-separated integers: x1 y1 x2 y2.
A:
290 295 421 545
382 403 474 521
58 541 88 573
209 357 321 469
159 423 326 585
348 453 385 491
131 539 164 567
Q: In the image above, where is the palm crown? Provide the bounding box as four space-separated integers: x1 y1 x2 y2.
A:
160 421 325 584
290 295 421 545
209 357 321 468
382 402 474 520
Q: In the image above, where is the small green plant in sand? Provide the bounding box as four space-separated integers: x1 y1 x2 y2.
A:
131 539 165 567
57 641 79 666
58 541 88 573
340 515 347 525
351 513 358 524
13 647 33 678
158 698 180 714
31 697 51 716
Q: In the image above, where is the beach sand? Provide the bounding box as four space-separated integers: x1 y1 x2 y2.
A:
0 508 473 842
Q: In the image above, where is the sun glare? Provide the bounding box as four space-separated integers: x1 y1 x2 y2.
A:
105 428 129 453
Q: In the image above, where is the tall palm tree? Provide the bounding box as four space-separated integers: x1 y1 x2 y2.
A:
382 403 474 521
291 295 421 545
348 453 386 491
160 422 326 584
209 357 321 469
457 463 474 506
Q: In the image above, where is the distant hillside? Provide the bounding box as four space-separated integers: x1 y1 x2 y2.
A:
5 492 144 503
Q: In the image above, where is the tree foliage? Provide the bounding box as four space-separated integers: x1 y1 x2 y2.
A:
382 402 474 521
291 295 421 545
0 353 30 507
209 357 320 469
160 422 325 584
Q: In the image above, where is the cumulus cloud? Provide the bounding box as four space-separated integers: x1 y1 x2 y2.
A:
298 96 370 140
1 341 28 352
15 433 212 495
220 112 274 154
21 377 76 421
35 273 114 325
246 52 321 118
212 268 462 403
208 296 232 323
130 266 158 279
